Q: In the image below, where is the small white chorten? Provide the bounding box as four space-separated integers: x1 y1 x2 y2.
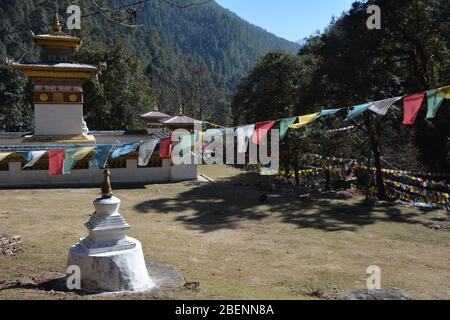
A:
68 169 153 292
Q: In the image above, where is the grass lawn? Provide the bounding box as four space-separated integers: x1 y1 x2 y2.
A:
0 165 449 300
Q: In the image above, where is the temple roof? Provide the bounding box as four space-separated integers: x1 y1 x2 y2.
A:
140 111 170 120
13 62 99 71
163 115 201 125
33 13 81 49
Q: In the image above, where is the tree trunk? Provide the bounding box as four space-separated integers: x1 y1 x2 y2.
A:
370 119 387 200
324 169 331 191
293 164 300 187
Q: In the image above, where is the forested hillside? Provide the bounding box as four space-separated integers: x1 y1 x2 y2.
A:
0 0 300 128
232 0 450 175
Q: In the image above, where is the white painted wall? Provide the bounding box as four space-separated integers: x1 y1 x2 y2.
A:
34 104 84 136
0 158 197 188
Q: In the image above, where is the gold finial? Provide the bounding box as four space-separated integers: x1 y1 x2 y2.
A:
154 104 159 112
177 105 184 116
53 13 63 34
101 169 113 199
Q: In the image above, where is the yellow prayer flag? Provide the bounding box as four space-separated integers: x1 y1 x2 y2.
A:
437 86 450 99
289 113 320 129
71 147 95 160
0 152 12 162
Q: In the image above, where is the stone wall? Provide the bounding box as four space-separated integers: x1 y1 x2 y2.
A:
0 234 23 256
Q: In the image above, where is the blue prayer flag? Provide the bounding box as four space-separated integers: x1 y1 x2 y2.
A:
90 145 114 169
345 103 373 121
111 142 140 159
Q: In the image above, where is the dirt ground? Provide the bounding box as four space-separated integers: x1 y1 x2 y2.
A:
0 165 449 300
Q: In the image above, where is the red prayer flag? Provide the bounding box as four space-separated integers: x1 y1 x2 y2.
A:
252 121 277 145
48 150 65 176
403 92 425 125
159 137 173 159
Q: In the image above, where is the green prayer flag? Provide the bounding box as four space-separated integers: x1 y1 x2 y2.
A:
279 117 297 139
427 89 445 119
63 147 94 174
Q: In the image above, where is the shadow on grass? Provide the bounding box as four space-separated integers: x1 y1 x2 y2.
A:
0 277 93 296
134 172 439 233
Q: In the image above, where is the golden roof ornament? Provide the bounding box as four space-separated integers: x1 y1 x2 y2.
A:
176 105 184 116
101 169 113 199
52 13 64 35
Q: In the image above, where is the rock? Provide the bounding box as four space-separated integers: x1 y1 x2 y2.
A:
344 289 412 300
184 281 200 291
299 193 312 201
0 234 23 256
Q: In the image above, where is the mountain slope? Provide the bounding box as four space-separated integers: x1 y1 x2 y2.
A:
0 0 300 124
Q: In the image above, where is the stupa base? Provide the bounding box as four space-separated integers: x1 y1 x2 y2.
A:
23 133 96 143
68 237 153 292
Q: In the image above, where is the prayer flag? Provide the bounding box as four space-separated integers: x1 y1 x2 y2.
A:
63 147 94 174
236 124 255 153
90 145 113 169
23 151 46 168
289 113 320 129
138 139 158 167
252 121 277 145
369 97 402 116
111 142 140 159
318 108 341 118
345 103 373 121
279 117 297 139
403 92 425 125
159 137 173 158
0 152 12 162
426 86 450 119
18 152 33 162
48 150 65 176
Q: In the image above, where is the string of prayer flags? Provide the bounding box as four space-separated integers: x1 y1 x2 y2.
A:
18 152 33 162
252 121 276 145
48 150 65 176
138 139 158 167
369 97 402 116
289 113 320 129
159 136 173 159
23 151 46 168
318 108 342 118
279 117 297 139
90 145 114 169
63 147 94 174
0 152 12 162
236 124 255 153
111 142 140 159
426 86 450 119
345 103 373 121
403 92 425 125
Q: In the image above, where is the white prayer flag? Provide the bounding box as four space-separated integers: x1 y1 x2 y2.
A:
138 139 158 167
23 151 46 168
369 97 403 116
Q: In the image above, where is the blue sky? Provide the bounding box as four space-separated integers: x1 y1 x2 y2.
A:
215 0 356 42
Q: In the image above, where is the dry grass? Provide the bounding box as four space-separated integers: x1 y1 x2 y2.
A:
0 165 449 300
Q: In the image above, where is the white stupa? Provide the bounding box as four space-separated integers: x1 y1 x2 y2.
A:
68 169 153 292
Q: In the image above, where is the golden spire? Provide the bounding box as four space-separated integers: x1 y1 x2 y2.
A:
176 104 184 116
101 169 113 199
52 12 64 34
